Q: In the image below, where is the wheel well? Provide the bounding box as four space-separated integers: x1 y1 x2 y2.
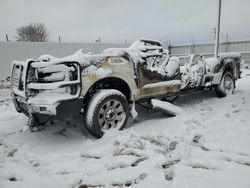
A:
224 66 233 74
84 77 132 105
223 65 234 76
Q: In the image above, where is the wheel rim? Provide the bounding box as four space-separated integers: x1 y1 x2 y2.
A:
98 99 126 131
224 75 234 94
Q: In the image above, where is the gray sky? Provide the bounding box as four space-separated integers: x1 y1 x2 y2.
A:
0 0 250 44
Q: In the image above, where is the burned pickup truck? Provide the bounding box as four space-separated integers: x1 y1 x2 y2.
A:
11 39 241 138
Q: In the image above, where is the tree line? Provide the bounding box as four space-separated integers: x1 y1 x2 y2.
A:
15 22 49 42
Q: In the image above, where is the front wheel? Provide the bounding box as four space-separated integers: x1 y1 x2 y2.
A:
84 89 129 138
27 114 45 132
27 114 39 128
215 71 235 97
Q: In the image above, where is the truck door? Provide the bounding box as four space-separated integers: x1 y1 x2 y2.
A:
136 40 181 99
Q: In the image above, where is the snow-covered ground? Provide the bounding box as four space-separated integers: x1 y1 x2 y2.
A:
1 70 250 188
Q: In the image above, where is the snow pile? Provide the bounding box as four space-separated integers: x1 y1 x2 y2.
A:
73 131 178 188
180 65 189 89
0 88 11 105
130 100 138 120
126 40 180 78
148 56 180 78
102 48 126 56
30 49 107 69
151 99 185 116
126 40 150 64
82 65 112 78
1 69 250 188
36 54 58 62
0 80 10 89
179 54 206 89
188 61 204 86
164 57 180 77
125 40 164 65
143 80 181 89
27 88 75 105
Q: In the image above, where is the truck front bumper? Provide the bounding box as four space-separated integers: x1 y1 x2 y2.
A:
13 96 83 123
11 60 83 123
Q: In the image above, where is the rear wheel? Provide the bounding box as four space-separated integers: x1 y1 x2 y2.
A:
215 71 235 97
84 89 129 138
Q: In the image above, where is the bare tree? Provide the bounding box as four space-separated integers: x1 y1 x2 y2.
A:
16 23 49 42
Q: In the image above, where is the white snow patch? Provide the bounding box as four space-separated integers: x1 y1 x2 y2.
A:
36 54 58 62
143 80 181 89
151 99 185 116
82 65 112 78
130 100 138 120
1 69 250 188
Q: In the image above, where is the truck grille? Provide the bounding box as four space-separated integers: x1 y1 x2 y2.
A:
11 60 82 105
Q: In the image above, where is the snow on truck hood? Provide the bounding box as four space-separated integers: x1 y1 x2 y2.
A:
33 49 111 68
32 49 128 70
36 54 58 62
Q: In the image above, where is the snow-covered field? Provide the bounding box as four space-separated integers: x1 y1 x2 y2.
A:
1 70 250 188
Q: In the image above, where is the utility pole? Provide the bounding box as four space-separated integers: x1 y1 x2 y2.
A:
225 33 229 52
58 36 61 43
226 33 228 42
6 34 9 42
168 40 171 53
191 37 195 54
212 28 216 40
96 37 101 44
214 0 222 57
125 38 127 45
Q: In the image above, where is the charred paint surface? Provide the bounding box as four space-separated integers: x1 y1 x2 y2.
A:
140 84 180 99
138 65 180 88
81 56 140 100
136 64 181 99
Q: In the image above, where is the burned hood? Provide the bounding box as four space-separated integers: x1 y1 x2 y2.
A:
33 49 109 68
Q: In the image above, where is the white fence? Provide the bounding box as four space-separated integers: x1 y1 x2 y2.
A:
0 42 128 79
169 40 250 55
169 41 250 65
1 40 250 79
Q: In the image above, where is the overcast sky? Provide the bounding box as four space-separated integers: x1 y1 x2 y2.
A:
0 0 249 44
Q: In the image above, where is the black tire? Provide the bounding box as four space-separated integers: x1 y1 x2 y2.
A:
27 114 38 127
27 114 40 132
215 71 235 97
84 89 129 138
